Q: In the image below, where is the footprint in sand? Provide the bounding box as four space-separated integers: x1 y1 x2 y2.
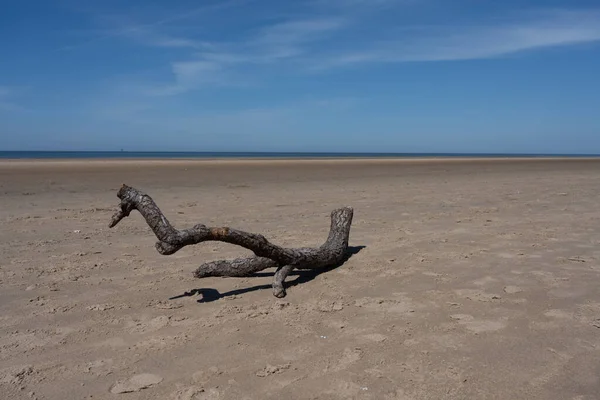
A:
126 315 171 334
0 365 34 385
354 296 416 314
450 314 506 333
256 363 291 377
361 333 388 343
548 287 589 299
544 309 573 319
95 336 127 349
454 289 503 302
133 335 184 351
170 386 220 400
110 373 162 394
192 366 223 385
333 347 363 371
503 285 523 294
83 359 114 376
473 276 499 286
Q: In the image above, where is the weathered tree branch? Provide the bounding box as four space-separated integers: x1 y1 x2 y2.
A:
193 257 279 278
109 184 354 297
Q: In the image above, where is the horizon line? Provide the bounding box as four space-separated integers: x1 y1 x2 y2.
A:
1 150 600 158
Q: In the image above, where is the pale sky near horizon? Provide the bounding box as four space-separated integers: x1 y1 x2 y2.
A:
1 0 599 153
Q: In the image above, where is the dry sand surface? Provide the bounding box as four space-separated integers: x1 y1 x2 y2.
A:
1 158 600 400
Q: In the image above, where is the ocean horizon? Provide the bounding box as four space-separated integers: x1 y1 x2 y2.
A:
1 151 599 160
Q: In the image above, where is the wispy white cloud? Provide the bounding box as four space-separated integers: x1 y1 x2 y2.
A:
310 0 407 11
60 0 248 51
134 15 348 95
253 17 346 46
312 9 600 68
83 4 600 98
187 16 347 66
146 60 224 95
60 18 211 51
211 17 347 63
240 17 347 61
114 25 209 50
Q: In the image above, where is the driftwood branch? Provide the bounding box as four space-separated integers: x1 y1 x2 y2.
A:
109 184 354 298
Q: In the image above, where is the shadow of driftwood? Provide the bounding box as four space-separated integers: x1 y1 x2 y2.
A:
168 245 366 303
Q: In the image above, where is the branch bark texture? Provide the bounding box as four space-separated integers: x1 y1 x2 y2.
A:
109 184 354 297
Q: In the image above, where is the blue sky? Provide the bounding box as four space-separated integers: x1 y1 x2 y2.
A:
1 0 600 153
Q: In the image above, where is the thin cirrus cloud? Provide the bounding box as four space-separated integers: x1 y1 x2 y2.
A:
59 0 250 51
116 26 208 50
253 17 347 45
99 6 600 96
197 17 347 65
144 61 224 96
201 18 347 63
310 0 405 10
310 10 600 68
141 16 347 96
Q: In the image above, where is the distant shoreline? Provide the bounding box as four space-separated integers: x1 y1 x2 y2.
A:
1 150 599 161
2 156 600 170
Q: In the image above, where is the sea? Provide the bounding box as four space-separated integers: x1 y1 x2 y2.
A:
0 151 597 160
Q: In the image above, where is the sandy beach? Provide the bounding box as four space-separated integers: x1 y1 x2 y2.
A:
1 158 600 400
